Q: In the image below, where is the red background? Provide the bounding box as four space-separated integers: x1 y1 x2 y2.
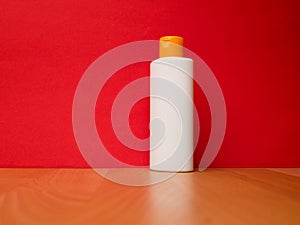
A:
1 0 299 167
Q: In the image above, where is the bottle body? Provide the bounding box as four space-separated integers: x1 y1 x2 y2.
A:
150 57 194 172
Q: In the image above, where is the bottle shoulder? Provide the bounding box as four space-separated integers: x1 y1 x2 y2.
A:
151 57 193 64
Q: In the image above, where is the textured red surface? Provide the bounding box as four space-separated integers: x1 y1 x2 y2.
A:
1 0 299 167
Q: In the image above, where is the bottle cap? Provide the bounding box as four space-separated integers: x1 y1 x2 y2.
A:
159 36 183 58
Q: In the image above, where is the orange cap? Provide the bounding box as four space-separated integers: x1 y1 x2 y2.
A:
159 36 184 58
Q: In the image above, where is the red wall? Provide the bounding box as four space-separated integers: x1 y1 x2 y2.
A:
1 0 299 167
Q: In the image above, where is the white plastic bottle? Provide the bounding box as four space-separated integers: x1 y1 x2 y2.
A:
150 36 194 172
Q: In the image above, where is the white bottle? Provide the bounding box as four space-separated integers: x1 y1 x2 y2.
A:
150 36 194 172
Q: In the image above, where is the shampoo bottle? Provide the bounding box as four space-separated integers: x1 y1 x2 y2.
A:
150 36 194 172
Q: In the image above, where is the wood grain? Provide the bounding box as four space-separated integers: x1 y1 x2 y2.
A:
0 168 299 225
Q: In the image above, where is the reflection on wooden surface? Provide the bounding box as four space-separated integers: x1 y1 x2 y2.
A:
0 168 299 225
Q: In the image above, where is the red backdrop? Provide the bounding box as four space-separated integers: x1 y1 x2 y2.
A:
1 0 299 167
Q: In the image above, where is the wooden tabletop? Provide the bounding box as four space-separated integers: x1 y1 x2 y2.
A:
0 168 299 225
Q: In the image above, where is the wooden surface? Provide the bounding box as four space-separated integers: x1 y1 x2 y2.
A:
0 168 299 225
